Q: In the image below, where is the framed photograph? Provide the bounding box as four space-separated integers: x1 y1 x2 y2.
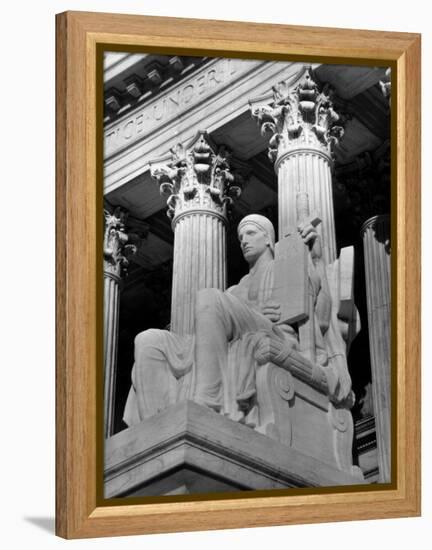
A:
56 11 421 538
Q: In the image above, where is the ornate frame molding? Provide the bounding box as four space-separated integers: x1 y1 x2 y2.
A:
56 11 421 538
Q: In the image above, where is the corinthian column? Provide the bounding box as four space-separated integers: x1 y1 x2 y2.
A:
251 66 345 265
104 208 137 438
361 215 391 483
379 68 391 108
151 132 242 335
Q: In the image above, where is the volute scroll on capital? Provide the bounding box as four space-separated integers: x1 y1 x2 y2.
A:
150 131 245 224
103 207 139 281
379 67 391 108
250 66 346 163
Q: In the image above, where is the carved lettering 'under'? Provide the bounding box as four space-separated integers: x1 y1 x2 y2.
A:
104 59 238 157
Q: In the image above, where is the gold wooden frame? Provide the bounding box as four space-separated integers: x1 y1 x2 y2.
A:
56 11 421 539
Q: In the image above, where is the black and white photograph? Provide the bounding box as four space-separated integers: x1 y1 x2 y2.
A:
2 0 428 545
102 51 392 498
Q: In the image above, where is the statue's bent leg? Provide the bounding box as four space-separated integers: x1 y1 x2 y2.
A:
193 288 273 413
193 289 234 410
127 329 178 422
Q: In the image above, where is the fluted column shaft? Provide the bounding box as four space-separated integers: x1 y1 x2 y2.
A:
250 66 345 363
250 66 344 267
151 131 242 336
361 214 391 483
171 211 227 335
104 271 121 437
103 208 137 438
276 150 336 265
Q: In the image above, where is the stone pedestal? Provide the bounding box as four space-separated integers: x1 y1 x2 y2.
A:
361 214 391 483
151 131 241 335
103 208 136 437
104 401 365 498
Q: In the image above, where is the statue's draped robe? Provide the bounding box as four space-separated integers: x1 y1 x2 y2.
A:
123 256 349 426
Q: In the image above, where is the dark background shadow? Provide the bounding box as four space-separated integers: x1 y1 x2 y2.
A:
24 517 55 535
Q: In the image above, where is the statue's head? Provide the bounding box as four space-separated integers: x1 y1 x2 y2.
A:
237 214 275 263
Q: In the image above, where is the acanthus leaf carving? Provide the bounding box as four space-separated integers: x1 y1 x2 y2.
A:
379 67 391 107
150 131 244 224
250 65 346 163
103 207 138 281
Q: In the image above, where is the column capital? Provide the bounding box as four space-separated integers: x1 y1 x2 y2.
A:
250 65 345 164
150 131 243 226
103 207 138 281
379 68 391 107
361 214 390 255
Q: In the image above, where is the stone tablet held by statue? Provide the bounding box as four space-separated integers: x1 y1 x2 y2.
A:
273 213 321 325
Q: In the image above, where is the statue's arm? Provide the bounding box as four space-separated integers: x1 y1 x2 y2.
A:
254 331 353 406
299 221 332 334
253 223 352 405
298 220 322 264
226 272 251 294
225 284 238 295
254 332 324 386
310 257 332 334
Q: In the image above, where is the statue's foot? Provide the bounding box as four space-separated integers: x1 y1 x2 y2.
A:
193 397 222 413
243 405 259 430
224 409 245 423
240 417 257 429
222 408 257 429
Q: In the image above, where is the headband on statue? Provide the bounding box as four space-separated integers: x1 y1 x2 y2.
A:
237 214 275 255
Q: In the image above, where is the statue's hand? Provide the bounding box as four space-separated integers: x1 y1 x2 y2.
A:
254 332 294 366
325 360 354 406
254 333 284 365
298 221 322 261
260 300 281 322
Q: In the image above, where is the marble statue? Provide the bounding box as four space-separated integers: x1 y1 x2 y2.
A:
123 213 353 428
